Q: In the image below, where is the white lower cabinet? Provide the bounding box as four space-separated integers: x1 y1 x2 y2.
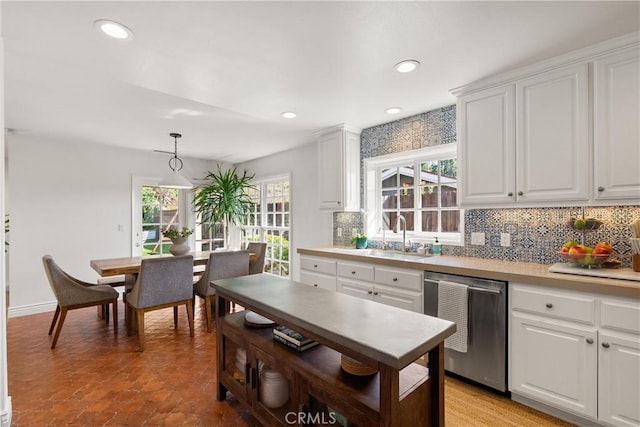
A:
300 256 423 313
510 283 640 426
299 256 337 291
337 261 422 313
511 312 597 419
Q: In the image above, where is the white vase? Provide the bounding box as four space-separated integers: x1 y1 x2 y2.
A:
169 236 190 256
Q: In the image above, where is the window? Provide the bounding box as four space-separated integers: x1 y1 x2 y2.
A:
365 144 463 244
241 175 291 277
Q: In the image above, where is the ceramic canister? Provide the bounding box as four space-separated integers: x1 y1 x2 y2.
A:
259 368 289 408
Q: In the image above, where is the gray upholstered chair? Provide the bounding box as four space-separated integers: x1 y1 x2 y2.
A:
42 255 119 349
194 250 250 332
125 255 195 351
247 242 267 275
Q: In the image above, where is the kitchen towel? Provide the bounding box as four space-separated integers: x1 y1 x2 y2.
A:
437 280 469 353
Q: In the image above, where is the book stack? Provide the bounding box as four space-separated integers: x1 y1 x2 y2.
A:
273 325 319 352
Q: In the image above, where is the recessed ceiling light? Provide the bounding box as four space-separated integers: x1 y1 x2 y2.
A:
281 112 297 119
385 107 402 115
394 60 420 73
94 19 133 40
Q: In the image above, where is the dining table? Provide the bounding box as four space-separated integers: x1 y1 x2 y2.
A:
90 250 257 286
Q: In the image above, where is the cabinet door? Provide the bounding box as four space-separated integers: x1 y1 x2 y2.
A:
594 47 640 202
511 313 597 419
457 84 515 206
374 283 422 313
250 346 299 425
338 279 374 301
598 332 640 426
317 127 360 211
515 63 589 203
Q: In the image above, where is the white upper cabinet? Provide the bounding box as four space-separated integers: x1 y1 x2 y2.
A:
458 84 515 206
593 47 640 202
515 63 589 204
316 125 361 211
454 33 639 207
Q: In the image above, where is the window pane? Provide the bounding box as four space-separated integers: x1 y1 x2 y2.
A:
381 212 392 230
382 190 397 209
399 165 414 186
401 211 414 231
440 159 457 180
381 167 397 188
442 210 461 232
421 185 438 208
399 187 414 208
441 184 457 207
421 211 438 232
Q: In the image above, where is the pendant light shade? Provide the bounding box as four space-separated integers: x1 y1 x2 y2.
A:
159 133 193 189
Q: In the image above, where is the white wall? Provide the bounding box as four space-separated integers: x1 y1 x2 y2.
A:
237 142 333 281
6 135 214 316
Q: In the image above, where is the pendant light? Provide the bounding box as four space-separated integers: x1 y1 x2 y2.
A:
159 133 193 189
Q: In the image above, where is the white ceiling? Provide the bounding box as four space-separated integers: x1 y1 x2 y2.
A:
3 1 639 163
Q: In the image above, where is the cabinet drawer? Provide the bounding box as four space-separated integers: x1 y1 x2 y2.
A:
300 271 337 292
337 262 374 282
300 256 336 276
374 267 422 292
600 299 640 335
511 286 596 325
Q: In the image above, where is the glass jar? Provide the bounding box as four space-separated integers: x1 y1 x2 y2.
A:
259 367 289 408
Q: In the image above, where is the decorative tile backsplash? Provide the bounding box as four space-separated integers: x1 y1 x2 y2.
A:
333 105 640 267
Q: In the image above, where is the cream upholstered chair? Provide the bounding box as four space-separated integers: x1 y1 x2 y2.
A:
247 242 267 275
193 250 249 332
126 255 194 351
42 255 119 349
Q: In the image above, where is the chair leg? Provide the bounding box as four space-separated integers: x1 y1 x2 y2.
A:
112 300 118 335
105 304 110 323
49 305 61 336
173 306 178 328
51 307 68 349
205 295 213 333
186 300 194 337
136 309 145 351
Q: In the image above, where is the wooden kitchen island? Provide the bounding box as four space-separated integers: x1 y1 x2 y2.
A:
212 274 455 426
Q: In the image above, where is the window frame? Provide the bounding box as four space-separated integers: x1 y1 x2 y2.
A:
364 143 463 245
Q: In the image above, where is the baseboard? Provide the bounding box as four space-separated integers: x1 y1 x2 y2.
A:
0 396 12 427
8 301 57 318
511 392 601 427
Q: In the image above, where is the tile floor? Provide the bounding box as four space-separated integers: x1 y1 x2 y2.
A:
7 298 572 426
8 300 258 426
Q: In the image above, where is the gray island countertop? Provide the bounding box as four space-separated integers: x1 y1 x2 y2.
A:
211 273 456 369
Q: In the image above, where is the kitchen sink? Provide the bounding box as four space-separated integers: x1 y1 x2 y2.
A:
330 248 432 262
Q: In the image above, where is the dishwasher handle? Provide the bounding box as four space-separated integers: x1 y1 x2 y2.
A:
424 278 502 295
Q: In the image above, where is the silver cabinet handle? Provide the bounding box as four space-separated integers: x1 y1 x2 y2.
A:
597 186 605 192
313 284 318 287
586 338 594 344
546 303 553 308
351 271 356 275
367 290 373 294
373 291 379 296
517 191 524 196
393 278 398 282
313 264 318 268
507 192 513 197
602 342 610 349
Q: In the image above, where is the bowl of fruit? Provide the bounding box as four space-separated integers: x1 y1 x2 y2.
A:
558 241 613 268
565 217 603 232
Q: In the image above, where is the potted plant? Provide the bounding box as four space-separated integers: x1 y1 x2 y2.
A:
193 165 255 249
351 233 368 249
162 226 193 256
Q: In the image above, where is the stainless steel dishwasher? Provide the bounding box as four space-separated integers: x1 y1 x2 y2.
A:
424 271 507 393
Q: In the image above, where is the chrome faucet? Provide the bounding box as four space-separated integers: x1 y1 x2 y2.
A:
392 214 409 252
